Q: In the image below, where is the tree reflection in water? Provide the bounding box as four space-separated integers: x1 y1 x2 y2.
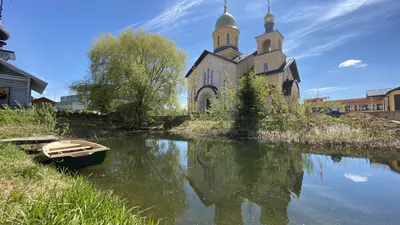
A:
83 136 187 224
187 139 304 225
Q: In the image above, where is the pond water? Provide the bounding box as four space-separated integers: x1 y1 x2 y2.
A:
80 135 400 225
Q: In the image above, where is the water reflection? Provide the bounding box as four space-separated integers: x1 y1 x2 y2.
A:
81 136 400 225
187 140 303 225
81 137 187 224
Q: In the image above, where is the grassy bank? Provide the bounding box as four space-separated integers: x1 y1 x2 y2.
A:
171 113 400 150
0 106 154 224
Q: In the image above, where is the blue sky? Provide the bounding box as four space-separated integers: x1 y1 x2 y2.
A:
3 0 400 104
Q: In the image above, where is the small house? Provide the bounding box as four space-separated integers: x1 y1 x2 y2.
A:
0 59 47 107
32 97 55 107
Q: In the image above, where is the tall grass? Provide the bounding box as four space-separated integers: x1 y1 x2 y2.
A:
0 104 56 138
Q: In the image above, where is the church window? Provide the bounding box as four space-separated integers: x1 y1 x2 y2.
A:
227 34 230 45
236 36 238 46
211 71 214 84
264 63 269 72
262 39 271 53
218 36 220 46
207 69 210 85
204 73 207 85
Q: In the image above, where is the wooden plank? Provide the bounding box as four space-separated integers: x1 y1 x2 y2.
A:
50 146 93 152
0 136 58 145
48 143 82 151
47 146 93 156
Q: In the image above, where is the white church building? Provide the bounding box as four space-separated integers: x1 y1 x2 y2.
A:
186 1 301 113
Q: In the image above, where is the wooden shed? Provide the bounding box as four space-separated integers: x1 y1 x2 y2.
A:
0 59 47 107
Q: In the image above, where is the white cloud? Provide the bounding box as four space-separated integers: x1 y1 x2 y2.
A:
345 173 368 182
142 0 206 33
321 0 385 22
284 0 397 57
339 59 368 68
305 86 354 93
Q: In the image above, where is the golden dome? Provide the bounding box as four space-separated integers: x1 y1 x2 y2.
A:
264 12 274 23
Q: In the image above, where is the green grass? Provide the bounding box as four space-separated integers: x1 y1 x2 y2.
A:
0 104 56 139
172 113 400 149
0 144 155 225
0 106 155 225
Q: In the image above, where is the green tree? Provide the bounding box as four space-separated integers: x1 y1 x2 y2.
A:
70 29 187 127
207 72 238 120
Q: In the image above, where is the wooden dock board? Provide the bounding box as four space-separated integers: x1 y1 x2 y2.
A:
0 136 58 145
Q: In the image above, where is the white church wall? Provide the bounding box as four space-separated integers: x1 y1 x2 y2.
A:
195 54 237 90
236 55 254 80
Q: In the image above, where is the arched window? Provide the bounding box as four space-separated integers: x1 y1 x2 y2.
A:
278 40 282 51
262 39 271 53
211 71 214 84
264 63 269 72
207 69 210 85
223 80 227 87
204 73 207 85
227 34 230 45
217 36 220 46
236 36 238 46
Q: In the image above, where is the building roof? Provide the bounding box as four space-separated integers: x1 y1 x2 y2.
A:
185 52 300 83
256 58 301 82
32 97 56 104
385 86 400 95
328 97 383 104
366 88 392 97
0 59 48 94
185 50 255 78
232 51 257 63
215 12 237 30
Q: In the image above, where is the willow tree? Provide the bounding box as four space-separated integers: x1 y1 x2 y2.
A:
70 29 187 127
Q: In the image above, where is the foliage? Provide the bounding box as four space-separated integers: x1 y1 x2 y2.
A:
0 104 57 138
70 29 187 128
321 101 346 113
206 72 238 121
187 69 199 113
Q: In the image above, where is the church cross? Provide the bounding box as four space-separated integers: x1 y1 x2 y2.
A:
224 0 228 13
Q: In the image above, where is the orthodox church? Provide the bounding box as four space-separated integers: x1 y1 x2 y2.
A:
186 1 301 113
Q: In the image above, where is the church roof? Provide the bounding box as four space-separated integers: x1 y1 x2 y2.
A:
215 12 237 30
256 58 301 82
185 50 256 78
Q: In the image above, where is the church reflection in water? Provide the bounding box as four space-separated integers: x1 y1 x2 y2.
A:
186 140 304 225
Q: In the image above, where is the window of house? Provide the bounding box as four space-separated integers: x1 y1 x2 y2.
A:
204 73 207 85
264 63 269 72
227 34 230 45
217 36 220 46
207 69 210 85
211 71 214 84
223 80 227 87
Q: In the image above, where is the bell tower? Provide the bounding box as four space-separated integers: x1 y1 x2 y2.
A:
254 0 286 75
212 0 240 59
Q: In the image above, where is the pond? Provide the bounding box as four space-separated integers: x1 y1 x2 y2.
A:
80 135 400 225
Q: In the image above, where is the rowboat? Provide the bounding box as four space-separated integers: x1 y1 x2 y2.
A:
42 140 109 169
